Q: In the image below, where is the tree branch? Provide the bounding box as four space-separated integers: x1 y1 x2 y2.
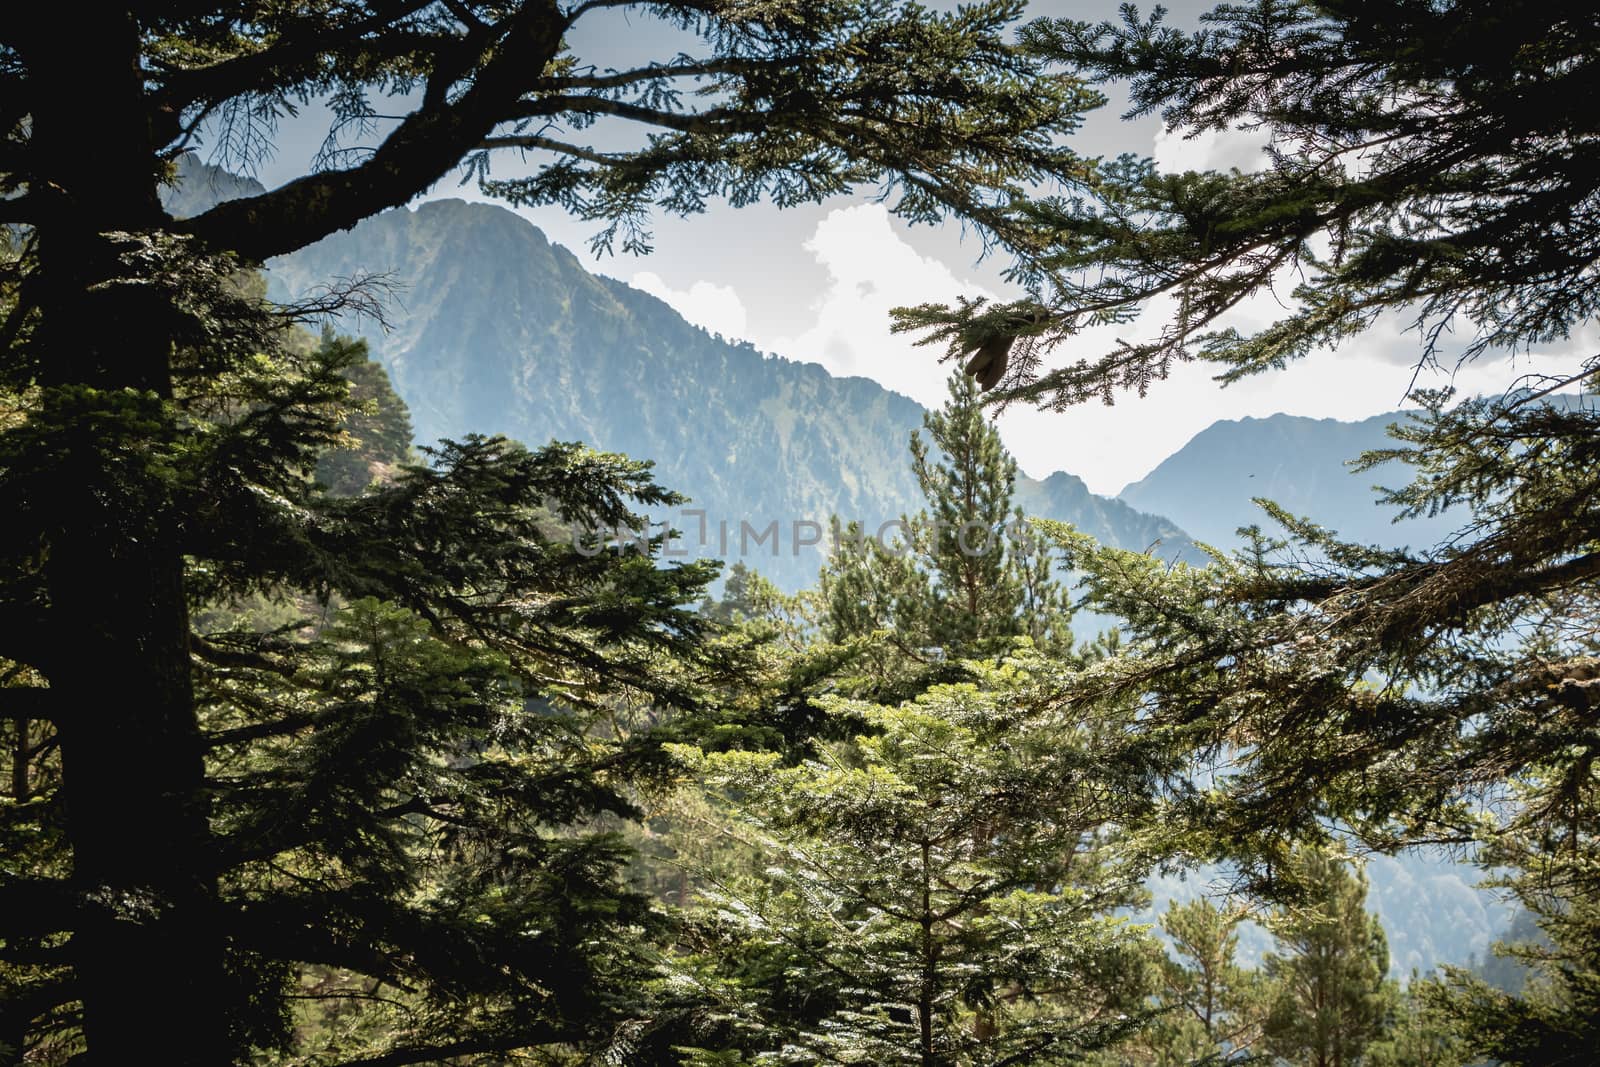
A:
179 3 569 262
151 1 438 114
517 94 750 135
477 134 619 167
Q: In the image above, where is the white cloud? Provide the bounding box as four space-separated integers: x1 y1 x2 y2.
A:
1152 123 1272 174
628 270 750 342
758 204 995 406
637 201 1593 500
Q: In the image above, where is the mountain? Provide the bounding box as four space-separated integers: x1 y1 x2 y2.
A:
244 189 1198 589
1118 412 1464 552
160 154 266 220
1017 470 1192 558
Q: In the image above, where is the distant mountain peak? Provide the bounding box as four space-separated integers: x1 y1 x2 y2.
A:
1118 408 1463 551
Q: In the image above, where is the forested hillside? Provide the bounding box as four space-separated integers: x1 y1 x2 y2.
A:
259 190 1198 588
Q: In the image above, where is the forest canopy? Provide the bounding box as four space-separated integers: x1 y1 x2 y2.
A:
3 1 1599 1065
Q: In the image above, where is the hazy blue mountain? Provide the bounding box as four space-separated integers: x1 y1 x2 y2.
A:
254 190 1198 589
1119 411 1465 553
1016 470 1194 563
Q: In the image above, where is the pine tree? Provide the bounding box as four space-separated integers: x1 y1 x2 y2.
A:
1365 980 1468 1067
908 373 1025 650
1136 898 1268 1065
819 373 1073 698
705 376 1133 1065
312 330 415 497
672 648 1159 1066
1 5 1103 1057
1259 850 1397 1067
1415 762 1600 1065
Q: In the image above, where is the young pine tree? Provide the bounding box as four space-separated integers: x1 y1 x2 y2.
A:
1260 850 1398 1067
1135 898 1269 1065
312 328 415 497
819 374 1072 697
671 647 1160 1067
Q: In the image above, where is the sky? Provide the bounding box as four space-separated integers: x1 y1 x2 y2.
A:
229 0 1588 497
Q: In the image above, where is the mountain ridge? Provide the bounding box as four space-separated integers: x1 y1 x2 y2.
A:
254 190 1202 588
1118 408 1463 552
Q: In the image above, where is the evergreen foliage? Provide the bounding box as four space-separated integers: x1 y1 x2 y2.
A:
312 330 415 496
1 292 718 1062
672 649 1159 1066
1259 851 1396 1067
1364 982 1468 1067
6 2 1600 1063
1135 897 1268 1065
1 3 1110 1059
895 4 1600 1062
1416 771 1600 1065
660 393 1166 1065
819 374 1073 699
897 0 1600 406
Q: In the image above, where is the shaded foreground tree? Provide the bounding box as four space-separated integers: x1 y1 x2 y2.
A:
0 3 1100 1060
900 0 1600 405
1 311 720 1063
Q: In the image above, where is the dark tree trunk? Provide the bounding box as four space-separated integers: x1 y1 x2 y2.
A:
9 717 26 803
24 16 231 1064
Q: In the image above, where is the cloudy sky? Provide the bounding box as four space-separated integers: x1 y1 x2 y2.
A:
235 0 1586 496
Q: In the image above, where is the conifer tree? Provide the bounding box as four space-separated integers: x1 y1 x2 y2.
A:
898 0 1600 409
0 299 719 1062
671 648 1159 1066
660 383 1145 1063
1415 762 1600 1065
908 373 1025 650
1259 850 1397 1067
819 373 1073 697
1136 898 1268 1065
1365 981 1468 1067
312 329 416 497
